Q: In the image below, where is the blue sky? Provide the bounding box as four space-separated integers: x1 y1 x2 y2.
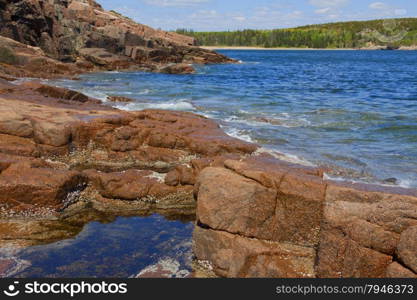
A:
98 0 417 31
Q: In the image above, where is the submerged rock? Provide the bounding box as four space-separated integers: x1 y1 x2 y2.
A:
0 256 31 277
107 96 134 103
158 64 195 74
135 258 191 278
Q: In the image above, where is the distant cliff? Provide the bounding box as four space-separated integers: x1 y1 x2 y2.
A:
0 0 234 78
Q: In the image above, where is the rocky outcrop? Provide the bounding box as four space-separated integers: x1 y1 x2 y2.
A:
0 0 235 77
0 80 256 248
193 155 417 278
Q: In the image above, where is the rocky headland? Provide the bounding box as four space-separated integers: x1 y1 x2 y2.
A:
0 0 416 279
0 0 234 79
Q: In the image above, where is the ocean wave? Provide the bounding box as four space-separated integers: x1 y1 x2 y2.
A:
81 90 109 102
223 112 311 128
115 100 196 111
323 173 412 189
397 179 413 189
137 89 152 95
254 147 316 167
224 127 254 143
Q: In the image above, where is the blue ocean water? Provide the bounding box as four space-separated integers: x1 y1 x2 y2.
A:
49 50 417 188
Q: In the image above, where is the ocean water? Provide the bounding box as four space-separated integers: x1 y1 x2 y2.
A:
48 50 417 188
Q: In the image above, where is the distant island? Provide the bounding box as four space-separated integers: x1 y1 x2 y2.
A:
176 18 417 49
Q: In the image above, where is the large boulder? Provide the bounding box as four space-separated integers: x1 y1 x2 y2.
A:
397 226 417 273
196 167 277 241
193 155 417 278
316 181 417 277
193 227 316 278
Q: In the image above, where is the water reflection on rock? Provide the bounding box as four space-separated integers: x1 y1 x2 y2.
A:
0 208 195 278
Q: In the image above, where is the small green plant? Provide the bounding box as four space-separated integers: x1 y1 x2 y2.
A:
0 46 18 65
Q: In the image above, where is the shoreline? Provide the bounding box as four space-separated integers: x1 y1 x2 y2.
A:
39 76 416 191
202 46 417 51
202 46 357 51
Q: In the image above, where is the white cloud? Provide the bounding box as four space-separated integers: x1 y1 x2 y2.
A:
369 2 408 17
315 7 331 14
143 0 209 7
369 2 388 10
309 0 349 8
310 0 348 19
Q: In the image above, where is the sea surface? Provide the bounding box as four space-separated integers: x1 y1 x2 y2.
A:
49 50 417 188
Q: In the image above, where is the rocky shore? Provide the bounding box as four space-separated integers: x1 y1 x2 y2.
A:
0 0 415 279
0 78 416 278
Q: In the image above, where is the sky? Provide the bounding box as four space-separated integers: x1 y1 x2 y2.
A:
97 0 417 31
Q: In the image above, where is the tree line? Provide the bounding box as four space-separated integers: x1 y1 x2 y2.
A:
175 18 417 48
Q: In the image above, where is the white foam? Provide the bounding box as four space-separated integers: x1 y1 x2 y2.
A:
324 173 416 189
224 127 254 143
397 179 414 189
82 90 109 102
116 100 196 111
137 89 152 95
254 147 316 167
223 112 311 129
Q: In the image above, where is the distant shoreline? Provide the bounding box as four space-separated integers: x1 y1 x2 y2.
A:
201 46 417 51
201 46 356 50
